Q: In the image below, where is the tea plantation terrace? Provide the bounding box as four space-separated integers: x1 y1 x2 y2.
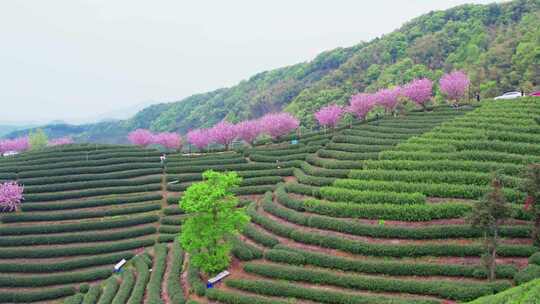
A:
0 99 539 303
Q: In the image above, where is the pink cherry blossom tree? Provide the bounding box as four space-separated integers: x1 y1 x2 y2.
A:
0 137 30 154
0 182 24 212
153 132 182 151
127 129 154 147
314 104 344 130
48 137 74 147
404 78 433 110
209 121 237 150
236 120 263 145
347 93 377 121
439 71 470 104
260 112 300 140
187 129 211 151
375 86 402 113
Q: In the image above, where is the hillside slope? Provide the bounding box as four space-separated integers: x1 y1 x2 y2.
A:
5 0 539 144
1 98 539 304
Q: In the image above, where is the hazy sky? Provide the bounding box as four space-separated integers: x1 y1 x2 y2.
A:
1 0 502 124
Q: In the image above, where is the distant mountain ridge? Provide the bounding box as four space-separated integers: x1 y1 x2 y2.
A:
5 0 539 143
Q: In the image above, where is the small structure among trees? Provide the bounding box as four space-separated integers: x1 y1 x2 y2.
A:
468 174 513 281
179 170 249 274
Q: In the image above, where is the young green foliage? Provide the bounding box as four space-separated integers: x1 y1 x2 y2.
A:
28 129 48 151
179 170 250 274
468 174 513 281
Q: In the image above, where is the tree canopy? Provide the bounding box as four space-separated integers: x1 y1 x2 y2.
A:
179 170 250 274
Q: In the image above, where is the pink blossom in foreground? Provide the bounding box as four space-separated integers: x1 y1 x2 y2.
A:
0 137 30 154
314 104 344 128
187 129 211 150
153 132 182 150
236 120 263 144
127 129 154 147
209 121 237 149
0 182 24 212
439 71 470 102
347 93 377 120
48 137 74 147
260 112 300 139
404 78 433 109
375 86 402 112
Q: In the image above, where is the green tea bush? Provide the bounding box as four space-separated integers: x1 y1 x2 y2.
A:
0 287 76 303
320 186 426 204
3 203 161 223
514 264 540 285
333 179 523 201
0 225 156 246
167 238 186 304
24 184 161 202
225 278 438 304
0 267 112 287
97 277 120 304
0 215 158 235
126 256 151 304
82 285 102 304
242 223 279 248
146 244 167 304
20 194 161 211
318 149 379 161
0 238 156 259
306 154 363 169
243 262 510 301
269 245 517 279
294 168 335 186
364 159 522 176
111 269 135 304
0 251 135 273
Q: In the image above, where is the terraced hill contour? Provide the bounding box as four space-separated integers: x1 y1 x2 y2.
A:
1 98 539 303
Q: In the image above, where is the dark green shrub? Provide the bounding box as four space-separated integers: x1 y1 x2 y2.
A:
20 194 161 212
82 285 102 304
146 244 168 304
126 257 150 304
320 186 426 205
515 264 540 285
529 252 540 266
111 269 135 304
243 262 510 301
0 215 159 236
167 238 186 304
97 277 120 304
242 223 279 248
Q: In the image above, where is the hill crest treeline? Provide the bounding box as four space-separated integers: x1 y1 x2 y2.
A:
6 0 539 143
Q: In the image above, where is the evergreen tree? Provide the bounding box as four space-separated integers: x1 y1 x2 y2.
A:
468 174 513 281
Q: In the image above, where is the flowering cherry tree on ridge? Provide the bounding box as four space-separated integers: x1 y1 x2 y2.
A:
260 112 300 140
314 104 344 130
439 71 470 105
404 78 433 110
0 182 23 212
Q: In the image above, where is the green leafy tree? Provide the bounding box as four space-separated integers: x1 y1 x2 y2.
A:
28 129 48 151
468 174 513 281
523 164 540 246
179 170 249 274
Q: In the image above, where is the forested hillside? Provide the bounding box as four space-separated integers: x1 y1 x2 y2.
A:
5 0 539 143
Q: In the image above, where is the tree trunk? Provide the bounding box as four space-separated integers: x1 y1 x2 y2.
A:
489 228 498 281
534 214 540 246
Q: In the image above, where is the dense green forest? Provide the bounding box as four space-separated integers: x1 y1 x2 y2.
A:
5 0 539 143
